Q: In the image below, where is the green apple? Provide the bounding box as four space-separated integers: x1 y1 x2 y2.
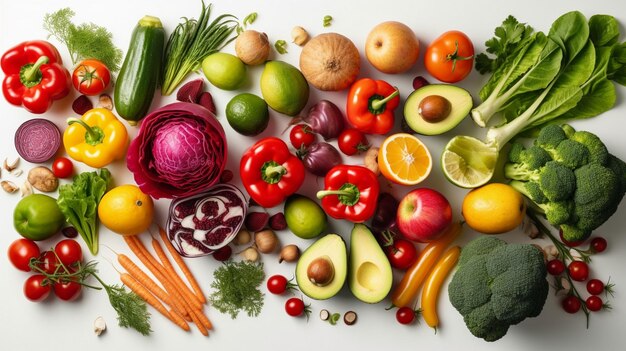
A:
14 194 65 241
201 52 247 90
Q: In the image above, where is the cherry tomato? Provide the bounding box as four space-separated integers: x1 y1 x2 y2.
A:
338 128 370 156
52 157 74 179
267 274 297 295
285 297 309 317
24 274 52 302
562 295 581 314
559 229 584 248
585 295 603 312
7 238 40 272
395 306 416 325
37 251 60 275
212 246 232 262
54 280 82 301
590 237 607 253
586 279 605 296
72 59 111 96
385 239 418 270
546 259 566 276
568 261 589 282
54 239 83 267
424 30 474 83
289 124 316 149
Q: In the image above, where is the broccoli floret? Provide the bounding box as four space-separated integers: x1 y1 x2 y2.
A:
607 154 626 195
561 124 576 138
569 130 609 165
550 139 590 169
542 201 573 225
448 236 548 342
535 124 567 151
508 142 525 164
510 180 548 204
538 161 576 202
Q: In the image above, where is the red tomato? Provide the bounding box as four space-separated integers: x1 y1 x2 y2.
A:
285 297 309 317
37 251 60 275
54 239 83 267
384 238 418 270
568 261 589 282
590 237 607 253
546 259 566 276
395 306 416 325
8 238 40 272
72 59 111 95
585 296 603 312
267 274 297 295
52 157 74 178
24 275 52 302
54 280 82 301
424 30 474 83
586 279 605 296
289 124 316 149
561 295 581 314
338 128 370 156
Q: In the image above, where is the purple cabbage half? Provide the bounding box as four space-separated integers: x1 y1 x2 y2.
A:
127 102 227 199
167 183 247 257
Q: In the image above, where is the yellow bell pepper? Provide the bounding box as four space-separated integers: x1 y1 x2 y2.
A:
63 108 129 168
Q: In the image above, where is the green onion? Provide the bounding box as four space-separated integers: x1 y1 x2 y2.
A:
161 1 238 95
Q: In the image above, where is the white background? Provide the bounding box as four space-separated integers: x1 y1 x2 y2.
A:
1 0 625 350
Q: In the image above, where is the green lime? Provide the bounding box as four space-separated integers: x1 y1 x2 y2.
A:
441 135 498 188
226 93 270 136
260 60 309 116
284 195 327 239
201 53 247 91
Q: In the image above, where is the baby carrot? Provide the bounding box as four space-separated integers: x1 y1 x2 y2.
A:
158 226 206 304
120 272 190 331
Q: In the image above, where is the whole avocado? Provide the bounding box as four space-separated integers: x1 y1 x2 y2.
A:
448 236 549 342
14 194 65 241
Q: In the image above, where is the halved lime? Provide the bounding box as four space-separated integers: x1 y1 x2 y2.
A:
441 135 498 188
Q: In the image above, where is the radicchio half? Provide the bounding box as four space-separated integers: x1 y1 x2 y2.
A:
167 183 247 257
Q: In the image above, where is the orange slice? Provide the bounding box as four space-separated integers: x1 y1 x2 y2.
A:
378 133 432 185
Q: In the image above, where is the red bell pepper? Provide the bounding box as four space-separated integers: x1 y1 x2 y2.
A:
1 40 71 114
346 78 399 135
316 165 380 223
240 137 305 208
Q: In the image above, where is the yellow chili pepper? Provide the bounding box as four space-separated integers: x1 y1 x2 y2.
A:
63 108 129 168
421 246 461 330
391 222 462 308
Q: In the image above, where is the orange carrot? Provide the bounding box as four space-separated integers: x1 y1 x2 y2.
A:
151 236 203 310
117 253 172 307
124 236 189 318
158 226 206 304
195 308 213 330
120 272 190 331
185 305 209 336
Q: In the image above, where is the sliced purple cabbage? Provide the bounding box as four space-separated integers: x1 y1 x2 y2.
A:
167 183 247 258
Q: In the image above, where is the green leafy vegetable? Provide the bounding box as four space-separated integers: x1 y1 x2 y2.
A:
475 15 534 74
274 39 288 54
57 168 111 255
323 15 333 27
161 1 238 95
43 8 123 71
209 260 265 319
91 271 152 335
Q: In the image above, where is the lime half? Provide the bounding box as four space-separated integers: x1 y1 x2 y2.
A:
442 135 498 188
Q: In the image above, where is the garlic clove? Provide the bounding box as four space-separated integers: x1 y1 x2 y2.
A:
291 26 309 46
4 157 19 172
1 180 18 193
20 181 33 197
94 316 106 336
98 94 113 110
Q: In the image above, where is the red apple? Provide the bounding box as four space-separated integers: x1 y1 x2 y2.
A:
396 188 452 242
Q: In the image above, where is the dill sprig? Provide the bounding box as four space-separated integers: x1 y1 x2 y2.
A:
209 260 265 319
161 1 238 95
43 8 123 71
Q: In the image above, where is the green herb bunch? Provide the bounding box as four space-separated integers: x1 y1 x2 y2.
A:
209 260 265 319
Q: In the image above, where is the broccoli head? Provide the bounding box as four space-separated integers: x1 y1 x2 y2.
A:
506 161 575 202
535 124 567 151
569 130 609 165
448 236 549 342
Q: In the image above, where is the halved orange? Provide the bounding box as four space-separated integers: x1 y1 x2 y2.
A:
378 133 432 185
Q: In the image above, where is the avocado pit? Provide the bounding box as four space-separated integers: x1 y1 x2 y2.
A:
307 256 335 286
418 95 451 123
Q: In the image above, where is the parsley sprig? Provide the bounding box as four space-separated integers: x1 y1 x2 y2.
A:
475 15 534 74
209 260 265 319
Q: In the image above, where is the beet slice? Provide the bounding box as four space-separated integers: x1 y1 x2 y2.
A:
14 119 61 163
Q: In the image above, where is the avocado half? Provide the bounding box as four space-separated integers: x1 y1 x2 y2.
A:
403 84 473 135
348 224 393 304
296 234 347 300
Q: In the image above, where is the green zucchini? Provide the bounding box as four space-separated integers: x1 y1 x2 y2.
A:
114 15 164 126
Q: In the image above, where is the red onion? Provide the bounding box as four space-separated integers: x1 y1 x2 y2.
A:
301 142 342 177
301 100 345 140
14 119 61 163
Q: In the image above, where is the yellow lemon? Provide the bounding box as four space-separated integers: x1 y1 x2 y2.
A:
462 183 526 234
98 185 154 236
